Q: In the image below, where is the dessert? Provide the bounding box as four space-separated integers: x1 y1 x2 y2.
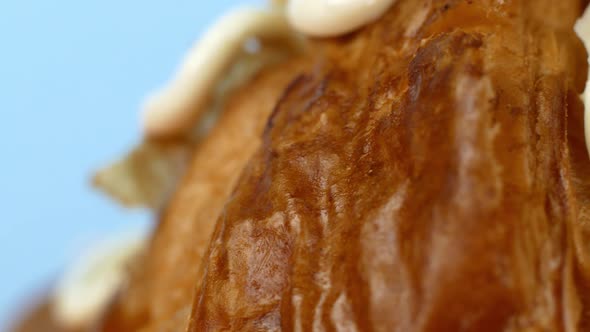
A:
11 0 590 331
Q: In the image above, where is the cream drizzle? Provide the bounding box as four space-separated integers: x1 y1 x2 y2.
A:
142 7 297 138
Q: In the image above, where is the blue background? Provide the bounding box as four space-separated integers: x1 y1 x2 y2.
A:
0 0 260 328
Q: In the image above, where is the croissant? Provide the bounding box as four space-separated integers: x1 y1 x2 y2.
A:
13 0 590 331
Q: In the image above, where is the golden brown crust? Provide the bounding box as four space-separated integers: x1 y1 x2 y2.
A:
187 0 590 331
22 0 588 331
99 59 310 332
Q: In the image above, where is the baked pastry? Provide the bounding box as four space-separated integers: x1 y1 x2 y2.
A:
11 0 590 331
188 0 590 330
99 58 310 332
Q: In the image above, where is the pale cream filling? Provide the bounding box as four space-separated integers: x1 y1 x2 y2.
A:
52 230 147 328
142 7 301 138
286 0 396 37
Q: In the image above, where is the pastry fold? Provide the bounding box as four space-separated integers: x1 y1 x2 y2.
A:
186 0 590 331
99 59 310 332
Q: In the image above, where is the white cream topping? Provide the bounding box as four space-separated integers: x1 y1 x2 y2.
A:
52 230 147 329
286 0 396 37
142 7 297 138
576 5 590 158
